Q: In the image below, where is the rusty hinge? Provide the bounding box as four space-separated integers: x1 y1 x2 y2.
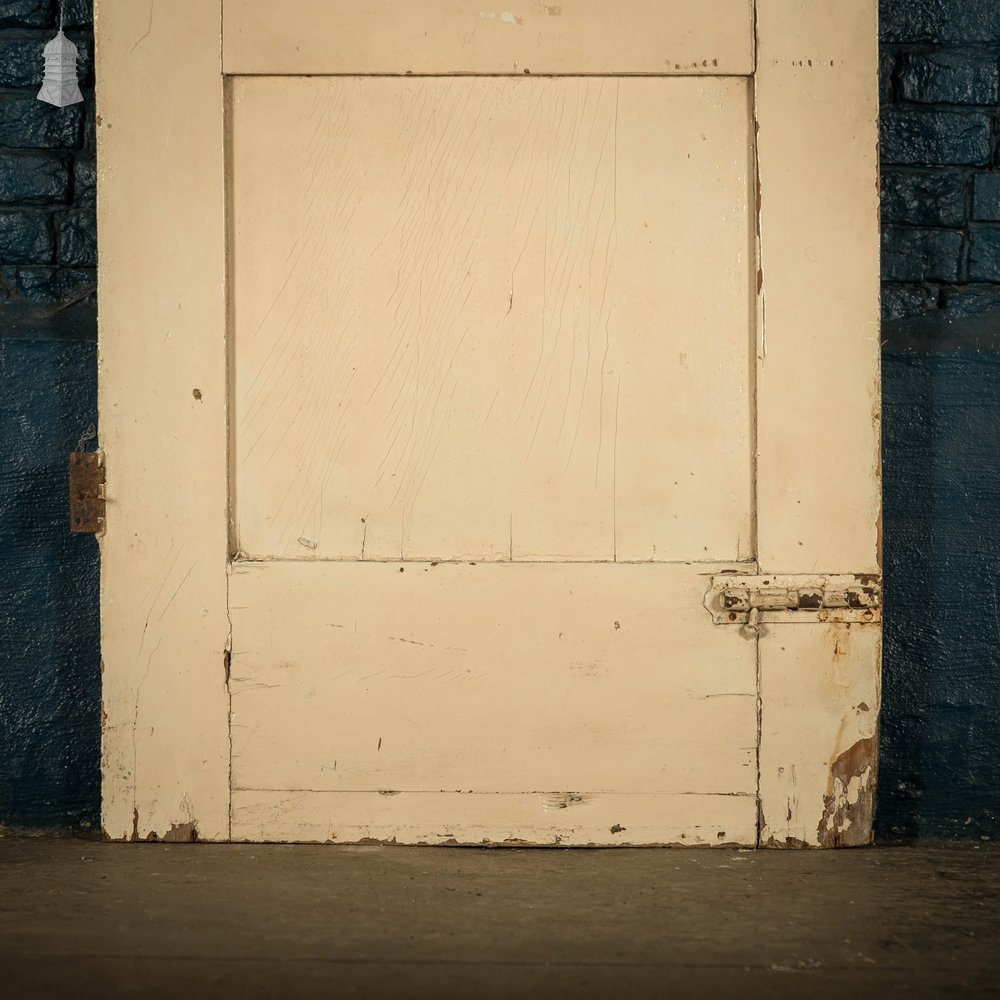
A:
69 451 105 534
705 574 880 625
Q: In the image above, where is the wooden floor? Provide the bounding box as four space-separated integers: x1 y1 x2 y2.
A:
1 839 997 998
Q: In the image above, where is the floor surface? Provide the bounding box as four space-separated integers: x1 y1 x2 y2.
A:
1 839 998 998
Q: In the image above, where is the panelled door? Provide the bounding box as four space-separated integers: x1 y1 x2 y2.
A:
97 1 881 846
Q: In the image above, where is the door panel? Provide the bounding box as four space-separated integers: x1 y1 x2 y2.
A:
229 561 757 795
222 0 755 76
231 77 753 563
230 561 758 844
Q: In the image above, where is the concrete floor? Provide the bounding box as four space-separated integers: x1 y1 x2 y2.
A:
1 840 998 999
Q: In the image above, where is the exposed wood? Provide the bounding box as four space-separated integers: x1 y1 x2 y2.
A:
231 76 753 563
231 790 756 846
758 623 880 848
229 560 757 843
754 0 881 575
222 0 754 77
96 0 230 841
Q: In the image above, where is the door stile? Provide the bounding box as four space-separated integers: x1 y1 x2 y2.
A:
752 0 881 846
97 0 231 841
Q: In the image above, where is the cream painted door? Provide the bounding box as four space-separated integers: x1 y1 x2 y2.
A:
97 1 881 846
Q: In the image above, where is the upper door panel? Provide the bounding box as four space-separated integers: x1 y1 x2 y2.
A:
230 76 753 562
222 0 754 76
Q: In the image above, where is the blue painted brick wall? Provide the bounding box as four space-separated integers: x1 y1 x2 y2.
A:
879 0 1000 326
0 0 98 834
877 0 1000 840
0 0 95 314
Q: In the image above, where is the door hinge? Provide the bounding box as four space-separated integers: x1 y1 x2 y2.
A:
705 574 880 625
69 450 105 534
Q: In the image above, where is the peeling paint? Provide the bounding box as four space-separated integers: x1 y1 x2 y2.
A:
479 10 524 25
816 736 877 847
760 809 811 850
761 833 812 849
163 821 199 842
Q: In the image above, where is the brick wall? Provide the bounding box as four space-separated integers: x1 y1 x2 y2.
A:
880 1 1000 332
877 1 1000 840
0 0 95 324
0 0 99 832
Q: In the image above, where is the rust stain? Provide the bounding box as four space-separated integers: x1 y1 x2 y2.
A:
816 736 877 848
162 821 199 843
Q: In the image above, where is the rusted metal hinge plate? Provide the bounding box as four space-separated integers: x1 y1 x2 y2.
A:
705 574 880 625
69 451 105 534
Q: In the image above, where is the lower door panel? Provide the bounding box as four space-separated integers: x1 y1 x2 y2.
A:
228 560 758 845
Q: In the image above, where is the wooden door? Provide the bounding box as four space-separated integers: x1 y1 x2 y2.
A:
96 1 881 847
